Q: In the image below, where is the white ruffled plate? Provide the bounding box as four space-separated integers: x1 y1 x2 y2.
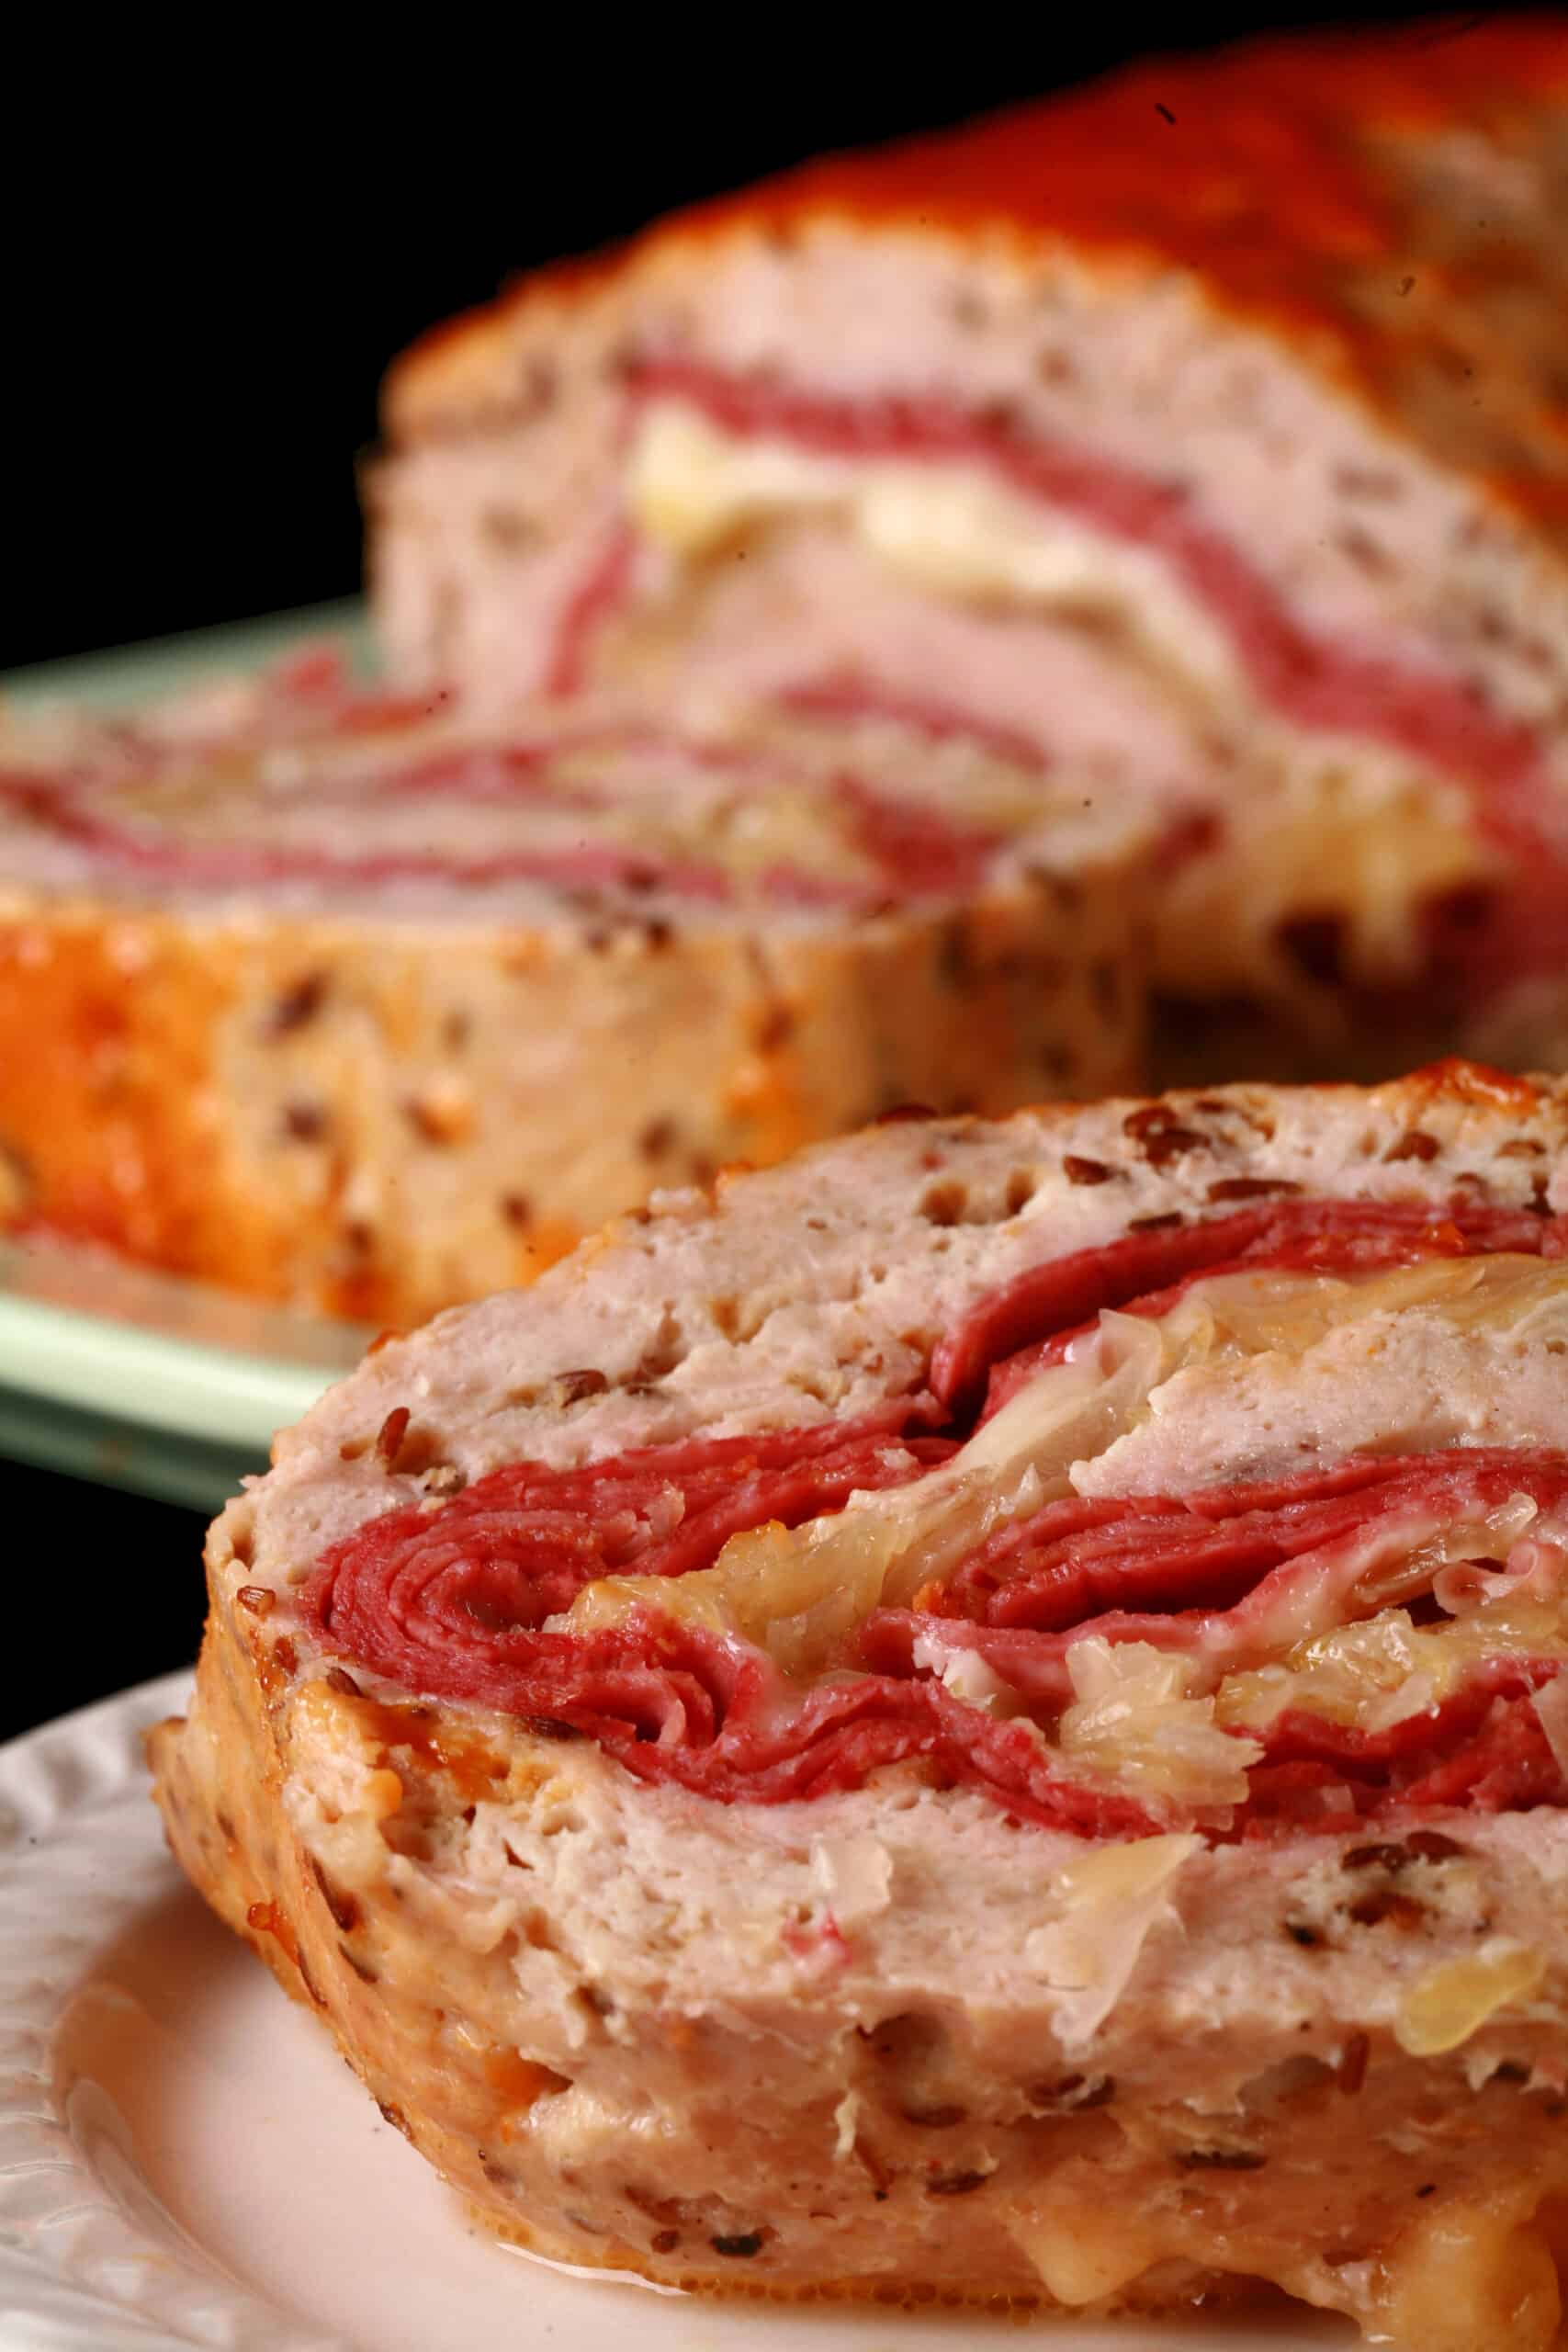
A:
0 1675 1345 2350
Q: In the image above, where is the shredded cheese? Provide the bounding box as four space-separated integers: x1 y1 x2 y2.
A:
808 1834 893 1928
1394 1940 1548 2056
1060 1638 1260 1807
626 401 1243 694
559 1254 1568 1772
1024 1834 1201 2050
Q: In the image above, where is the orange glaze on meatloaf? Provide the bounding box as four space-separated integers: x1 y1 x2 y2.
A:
389 18 1568 542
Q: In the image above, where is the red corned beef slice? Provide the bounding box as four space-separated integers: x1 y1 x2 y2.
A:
545 526 638 696
301 1409 1149 1838
837 775 1004 899
932 1464 1416 1633
1235 1670 1563 1833
608 1642 1157 1838
0 771 736 899
2 696 1005 910
296 1193 1568 1838
780 673 1050 774
307 1408 953 1656
932 1195 1568 1416
301 1395 1568 1837
929 1452 1568 1634
870 1451 1568 1683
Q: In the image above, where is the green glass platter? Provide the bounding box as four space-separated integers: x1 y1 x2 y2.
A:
0 605 375 1510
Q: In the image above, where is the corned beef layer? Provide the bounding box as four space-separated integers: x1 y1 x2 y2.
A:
945 1194 1568 1415
0 679 1001 910
302 1196 1568 1839
593 365 1568 1011
625 362 1550 816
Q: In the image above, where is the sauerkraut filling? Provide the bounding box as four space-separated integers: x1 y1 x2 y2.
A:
302 1199 1568 1838
0 649 1065 910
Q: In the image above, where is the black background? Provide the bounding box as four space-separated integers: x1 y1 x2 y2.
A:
4 4 1478 1744
5 4 1464 673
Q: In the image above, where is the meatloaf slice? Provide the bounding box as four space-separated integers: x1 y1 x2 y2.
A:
153 1058 1568 2346
0 650 1144 1324
370 18 1568 1079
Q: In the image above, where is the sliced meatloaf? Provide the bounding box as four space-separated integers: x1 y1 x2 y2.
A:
153 1058 1568 2346
0 650 1143 1324
371 18 1568 1078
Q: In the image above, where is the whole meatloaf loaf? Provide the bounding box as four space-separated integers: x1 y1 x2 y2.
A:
0 650 1144 1325
153 1058 1568 2346
372 17 1568 1079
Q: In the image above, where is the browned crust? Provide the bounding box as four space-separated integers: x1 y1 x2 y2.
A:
0 908 576 1326
0 885 1144 1328
151 1428 1568 2338
139 1606 1335 2316
152 1640 1254 2317
0 910 342 1304
386 17 1568 543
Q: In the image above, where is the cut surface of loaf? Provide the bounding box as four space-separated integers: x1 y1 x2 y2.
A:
153 1060 1568 2347
371 17 1568 1078
0 650 1144 1323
